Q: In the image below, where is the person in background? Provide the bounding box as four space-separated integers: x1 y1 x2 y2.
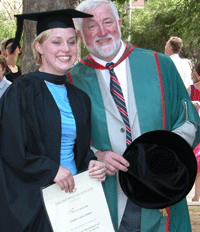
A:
4 38 22 82
66 0 200 231
0 9 106 232
165 36 193 91
192 62 200 91
0 38 8 58
0 54 11 98
188 61 200 202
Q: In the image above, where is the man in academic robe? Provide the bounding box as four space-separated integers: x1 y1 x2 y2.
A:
66 0 200 231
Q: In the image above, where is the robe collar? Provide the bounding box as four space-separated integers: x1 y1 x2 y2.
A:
80 43 137 70
34 70 66 85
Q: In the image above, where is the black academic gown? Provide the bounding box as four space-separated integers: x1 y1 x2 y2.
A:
5 65 22 82
0 73 96 231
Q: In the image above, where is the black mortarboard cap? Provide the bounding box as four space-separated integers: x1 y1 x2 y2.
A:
10 9 93 53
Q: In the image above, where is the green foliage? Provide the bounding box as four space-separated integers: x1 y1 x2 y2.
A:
173 0 200 62
114 0 128 4
0 0 22 42
115 1 131 43
130 0 178 52
114 0 138 4
0 14 22 67
129 0 200 64
0 17 16 42
80 42 90 59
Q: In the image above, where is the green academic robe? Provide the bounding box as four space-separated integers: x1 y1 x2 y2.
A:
67 45 200 232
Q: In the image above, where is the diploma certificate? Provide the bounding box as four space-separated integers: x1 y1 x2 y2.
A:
42 170 115 232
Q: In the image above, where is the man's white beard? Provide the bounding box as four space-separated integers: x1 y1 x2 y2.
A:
84 34 121 59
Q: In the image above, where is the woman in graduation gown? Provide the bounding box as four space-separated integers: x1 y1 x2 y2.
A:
0 9 106 232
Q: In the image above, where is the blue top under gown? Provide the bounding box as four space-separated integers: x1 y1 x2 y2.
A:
46 82 77 176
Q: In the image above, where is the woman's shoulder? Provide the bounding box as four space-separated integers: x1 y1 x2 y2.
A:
3 71 43 98
18 71 44 84
66 82 91 107
66 81 89 98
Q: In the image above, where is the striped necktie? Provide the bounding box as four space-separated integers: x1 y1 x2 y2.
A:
106 62 132 147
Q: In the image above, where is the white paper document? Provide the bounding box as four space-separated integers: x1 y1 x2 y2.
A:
42 170 115 232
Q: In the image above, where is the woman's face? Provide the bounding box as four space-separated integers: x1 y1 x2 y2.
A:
6 42 21 58
35 28 77 76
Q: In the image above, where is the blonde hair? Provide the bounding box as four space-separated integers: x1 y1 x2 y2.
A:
168 36 183 54
32 29 52 66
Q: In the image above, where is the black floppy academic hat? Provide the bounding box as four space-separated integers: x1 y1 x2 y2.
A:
10 9 93 54
119 130 197 209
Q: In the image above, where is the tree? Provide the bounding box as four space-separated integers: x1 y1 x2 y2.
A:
130 0 200 65
0 0 22 41
173 0 200 64
130 0 178 52
22 0 80 73
0 0 22 20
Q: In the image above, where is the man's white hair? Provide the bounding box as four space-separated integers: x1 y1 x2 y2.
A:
74 0 119 31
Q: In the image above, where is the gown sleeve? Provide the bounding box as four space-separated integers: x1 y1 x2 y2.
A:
0 79 59 183
0 77 59 231
157 53 200 148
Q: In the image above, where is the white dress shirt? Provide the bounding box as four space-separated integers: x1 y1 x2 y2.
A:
90 41 129 110
170 54 193 89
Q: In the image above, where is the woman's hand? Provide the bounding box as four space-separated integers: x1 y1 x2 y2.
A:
88 160 106 182
53 166 75 193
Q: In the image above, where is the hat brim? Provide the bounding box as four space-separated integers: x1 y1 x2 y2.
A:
119 130 197 209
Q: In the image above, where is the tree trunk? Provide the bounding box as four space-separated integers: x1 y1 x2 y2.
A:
21 0 80 74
